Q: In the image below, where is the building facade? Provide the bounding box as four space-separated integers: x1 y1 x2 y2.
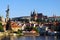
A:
31 10 47 21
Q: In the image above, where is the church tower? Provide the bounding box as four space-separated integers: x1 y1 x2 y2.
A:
31 10 37 21
33 9 37 21
6 5 9 22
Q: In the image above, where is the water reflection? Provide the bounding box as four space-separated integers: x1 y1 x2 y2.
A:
1 36 17 40
18 36 36 40
0 36 60 40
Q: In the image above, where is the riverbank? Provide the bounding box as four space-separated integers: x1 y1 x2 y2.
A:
1 35 60 40
0 30 60 38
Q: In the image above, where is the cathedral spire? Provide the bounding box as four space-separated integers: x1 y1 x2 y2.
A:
33 9 36 14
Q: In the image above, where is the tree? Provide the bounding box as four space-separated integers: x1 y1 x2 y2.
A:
0 22 4 32
24 26 33 31
36 19 42 23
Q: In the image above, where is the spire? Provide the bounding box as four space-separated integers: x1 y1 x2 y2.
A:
53 14 56 21
31 11 32 15
33 9 36 14
6 5 10 22
6 5 9 12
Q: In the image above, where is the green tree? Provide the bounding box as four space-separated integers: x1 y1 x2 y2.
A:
33 27 39 33
25 26 33 31
36 19 42 23
0 22 4 32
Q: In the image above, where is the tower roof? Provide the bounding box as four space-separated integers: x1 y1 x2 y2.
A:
6 5 9 12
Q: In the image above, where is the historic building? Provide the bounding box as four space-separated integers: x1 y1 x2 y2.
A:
5 5 12 31
12 10 47 23
31 10 47 21
31 10 37 21
0 16 5 22
5 5 9 22
48 16 60 22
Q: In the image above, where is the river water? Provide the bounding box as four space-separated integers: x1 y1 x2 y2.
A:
1 36 60 40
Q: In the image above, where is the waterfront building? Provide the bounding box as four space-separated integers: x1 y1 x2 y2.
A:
0 16 5 22
10 21 21 31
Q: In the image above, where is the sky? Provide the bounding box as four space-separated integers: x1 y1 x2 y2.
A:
0 0 60 18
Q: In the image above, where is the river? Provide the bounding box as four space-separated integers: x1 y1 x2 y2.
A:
0 36 60 40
